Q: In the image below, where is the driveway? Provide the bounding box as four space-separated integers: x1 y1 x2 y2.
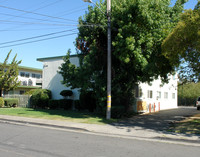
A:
112 107 200 132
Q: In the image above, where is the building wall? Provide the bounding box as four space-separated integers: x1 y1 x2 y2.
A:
39 55 178 112
136 74 178 112
41 56 80 100
4 67 42 96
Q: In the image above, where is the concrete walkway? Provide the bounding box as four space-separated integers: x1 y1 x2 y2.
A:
0 107 200 146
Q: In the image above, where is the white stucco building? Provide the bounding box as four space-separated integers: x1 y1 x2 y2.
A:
37 55 178 113
37 55 80 100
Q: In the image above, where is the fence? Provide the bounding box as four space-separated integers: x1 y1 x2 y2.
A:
4 95 31 108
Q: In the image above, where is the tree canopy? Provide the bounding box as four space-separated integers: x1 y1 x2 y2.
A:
0 50 21 96
162 1 200 82
59 0 187 116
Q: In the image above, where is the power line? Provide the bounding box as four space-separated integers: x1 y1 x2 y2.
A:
0 29 78 45
0 4 78 23
0 32 78 48
0 12 78 24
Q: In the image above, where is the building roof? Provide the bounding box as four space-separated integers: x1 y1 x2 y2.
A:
18 65 42 72
0 63 42 72
37 54 78 62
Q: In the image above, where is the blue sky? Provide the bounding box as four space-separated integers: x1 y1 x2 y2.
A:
0 0 198 69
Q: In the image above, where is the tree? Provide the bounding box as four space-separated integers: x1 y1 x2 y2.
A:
59 0 187 116
0 50 21 96
162 1 200 82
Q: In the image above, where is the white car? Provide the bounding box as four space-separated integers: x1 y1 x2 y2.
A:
196 97 200 110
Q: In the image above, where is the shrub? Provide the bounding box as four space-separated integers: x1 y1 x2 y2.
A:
60 90 73 98
0 97 4 108
59 99 73 110
4 98 19 108
48 100 60 110
31 89 51 109
74 100 81 111
80 91 96 112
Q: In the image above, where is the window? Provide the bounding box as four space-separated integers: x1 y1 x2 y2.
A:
20 72 25 77
32 73 36 78
147 90 153 98
172 93 175 99
157 91 161 99
25 73 30 78
36 74 41 79
20 91 24 95
139 88 143 97
164 92 168 99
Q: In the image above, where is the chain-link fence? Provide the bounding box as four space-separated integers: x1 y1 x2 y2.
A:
4 95 31 108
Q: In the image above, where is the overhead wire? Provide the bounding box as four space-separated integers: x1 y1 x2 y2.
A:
0 32 78 48
0 28 78 45
0 4 78 23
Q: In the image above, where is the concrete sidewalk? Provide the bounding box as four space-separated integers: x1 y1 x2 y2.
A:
0 114 200 146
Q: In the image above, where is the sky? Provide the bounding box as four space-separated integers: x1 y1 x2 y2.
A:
0 0 198 69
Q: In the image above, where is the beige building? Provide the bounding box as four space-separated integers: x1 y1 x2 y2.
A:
3 65 42 96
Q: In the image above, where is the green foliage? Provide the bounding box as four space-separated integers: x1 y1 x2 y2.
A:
31 89 51 109
0 50 22 96
4 98 19 107
162 2 200 82
59 0 186 116
25 89 38 95
48 99 73 110
60 90 73 97
0 97 4 108
79 91 96 112
178 82 200 106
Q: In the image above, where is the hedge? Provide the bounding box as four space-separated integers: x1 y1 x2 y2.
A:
4 98 19 107
48 99 73 110
0 97 4 108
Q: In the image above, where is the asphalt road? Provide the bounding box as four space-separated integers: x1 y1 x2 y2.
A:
0 121 199 157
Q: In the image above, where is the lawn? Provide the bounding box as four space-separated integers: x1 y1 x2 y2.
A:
0 108 117 124
168 114 200 135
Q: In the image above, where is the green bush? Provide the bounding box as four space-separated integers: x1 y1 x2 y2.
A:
48 100 60 110
59 99 73 110
60 90 73 97
4 98 19 108
31 89 51 109
74 100 81 111
80 91 96 112
0 97 4 108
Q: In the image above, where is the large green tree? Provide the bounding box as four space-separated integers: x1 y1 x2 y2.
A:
162 1 200 82
0 50 21 96
59 0 187 116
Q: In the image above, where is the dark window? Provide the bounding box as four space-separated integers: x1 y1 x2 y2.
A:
25 73 29 78
32 73 36 78
20 72 25 77
20 90 25 95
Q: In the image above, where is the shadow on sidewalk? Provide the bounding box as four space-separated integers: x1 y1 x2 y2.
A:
110 107 200 138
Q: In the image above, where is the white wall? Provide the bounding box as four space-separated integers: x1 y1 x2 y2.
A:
42 56 80 100
137 74 178 111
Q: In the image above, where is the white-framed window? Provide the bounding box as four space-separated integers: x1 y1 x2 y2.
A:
157 91 161 99
139 87 143 97
164 92 168 99
172 93 176 99
147 90 153 98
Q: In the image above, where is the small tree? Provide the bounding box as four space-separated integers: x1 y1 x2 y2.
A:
0 50 21 96
60 90 73 99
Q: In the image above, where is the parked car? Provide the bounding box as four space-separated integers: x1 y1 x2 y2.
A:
196 97 200 110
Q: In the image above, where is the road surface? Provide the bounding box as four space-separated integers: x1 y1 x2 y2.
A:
0 121 199 157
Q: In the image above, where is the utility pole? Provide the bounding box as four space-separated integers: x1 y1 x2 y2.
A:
106 0 111 119
83 0 112 119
